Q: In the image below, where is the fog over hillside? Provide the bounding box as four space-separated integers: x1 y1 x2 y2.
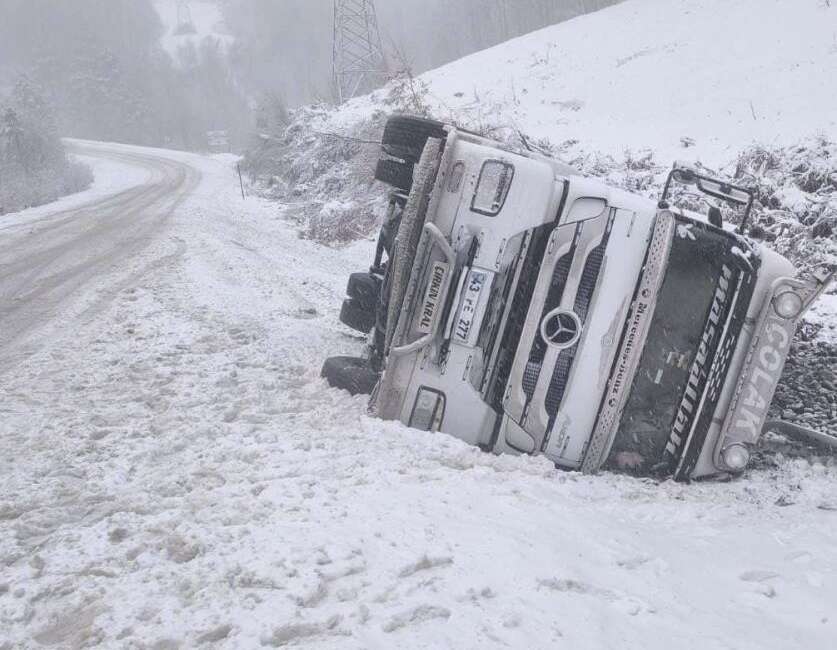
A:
0 0 622 208
223 0 623 107
0 0 622 153
0 0 247 150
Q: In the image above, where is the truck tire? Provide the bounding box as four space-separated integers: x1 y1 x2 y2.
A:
340 298 376 334
321 356 379 396
346 272 382 310
375 158 414 191
382 115 447 163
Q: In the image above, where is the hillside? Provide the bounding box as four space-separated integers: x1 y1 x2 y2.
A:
337 0 837 165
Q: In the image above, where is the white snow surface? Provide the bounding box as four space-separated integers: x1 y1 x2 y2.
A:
2 142 837 649
807 294 837 346
334 0 837 166
0 153 148 232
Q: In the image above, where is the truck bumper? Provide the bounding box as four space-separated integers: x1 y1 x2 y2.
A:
711 267 835 473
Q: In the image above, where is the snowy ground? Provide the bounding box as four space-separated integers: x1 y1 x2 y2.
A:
806 295 837 343
0 152 149 232
1 142 836 649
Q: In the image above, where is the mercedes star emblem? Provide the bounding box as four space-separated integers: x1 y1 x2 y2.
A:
541 308 582 348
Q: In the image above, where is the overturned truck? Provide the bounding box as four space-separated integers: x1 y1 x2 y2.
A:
323 115 835 481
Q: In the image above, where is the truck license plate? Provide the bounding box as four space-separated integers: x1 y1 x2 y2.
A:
453 269 488 344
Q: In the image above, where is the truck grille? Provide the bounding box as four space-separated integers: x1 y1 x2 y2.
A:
542 224 612 432
574 243 606 322
486 223 555 412
597 214 761 479
522 251 574 400
511 212 615 432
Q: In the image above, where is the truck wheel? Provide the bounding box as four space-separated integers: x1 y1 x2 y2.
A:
375 159 414 191
346 272 382 311
321 356 379 396
340 298 376 334
382 115 447 163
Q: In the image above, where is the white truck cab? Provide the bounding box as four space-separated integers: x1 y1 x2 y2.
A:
323 115 834 481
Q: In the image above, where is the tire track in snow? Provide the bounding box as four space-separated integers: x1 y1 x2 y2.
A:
0 142 201 369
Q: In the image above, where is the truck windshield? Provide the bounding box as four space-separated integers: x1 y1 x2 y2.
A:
605 217 757 476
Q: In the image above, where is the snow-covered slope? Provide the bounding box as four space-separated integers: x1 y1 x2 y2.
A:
336 0 837 166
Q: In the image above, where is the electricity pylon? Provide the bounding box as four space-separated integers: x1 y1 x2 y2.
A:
332 0 388 104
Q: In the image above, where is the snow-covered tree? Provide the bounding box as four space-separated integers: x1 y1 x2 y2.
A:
0 0 250 150
0 77 92 214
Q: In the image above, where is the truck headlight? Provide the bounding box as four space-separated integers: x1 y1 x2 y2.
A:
722 443 751 471
773 291 804 320
409 387 445 431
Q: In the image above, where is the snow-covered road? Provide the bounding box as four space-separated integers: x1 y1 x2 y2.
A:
0 141 200 370
1 143 836 649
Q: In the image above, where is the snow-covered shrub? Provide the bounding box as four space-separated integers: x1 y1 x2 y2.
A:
727 137 836 274
243 92 835 278
305 199 382 243
241 105 390 244
554 136 837 279
381 68 433 117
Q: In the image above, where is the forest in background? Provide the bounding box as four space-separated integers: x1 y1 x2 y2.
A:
0 76 92 213
0 0 248 210
0 0 248 150
0 0 621 151
224 0 622 109
0 0 621 210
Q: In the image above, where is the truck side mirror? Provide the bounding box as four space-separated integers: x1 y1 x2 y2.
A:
660 164 755 235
